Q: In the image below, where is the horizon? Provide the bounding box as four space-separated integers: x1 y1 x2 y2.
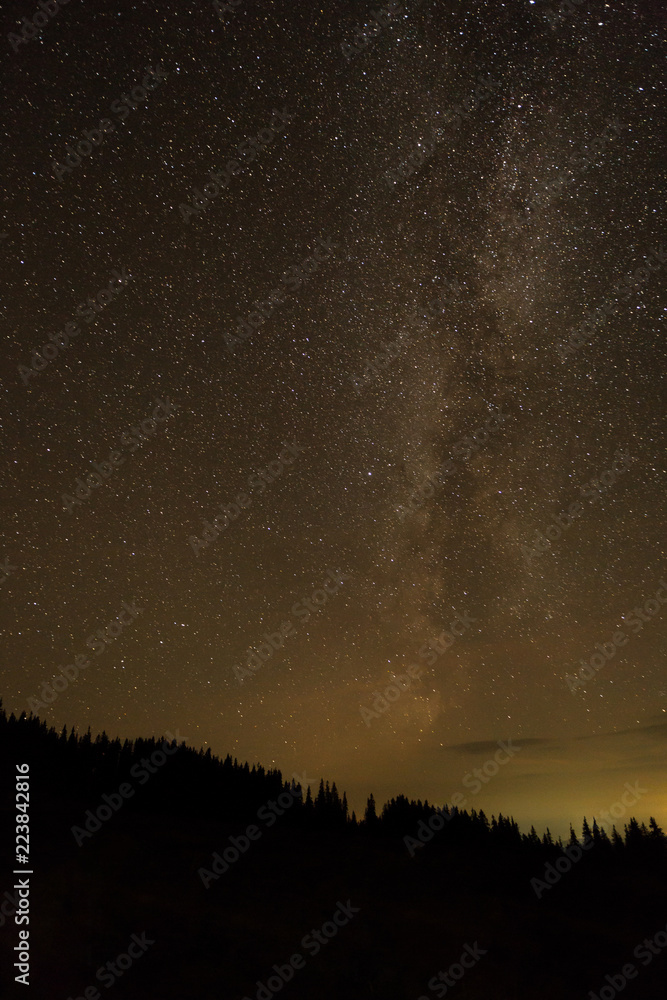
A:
1 2 665 994
11 706 665 842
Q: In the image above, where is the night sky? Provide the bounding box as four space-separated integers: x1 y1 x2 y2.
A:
1 0 665 838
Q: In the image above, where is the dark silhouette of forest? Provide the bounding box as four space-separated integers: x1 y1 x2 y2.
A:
1 703 666 999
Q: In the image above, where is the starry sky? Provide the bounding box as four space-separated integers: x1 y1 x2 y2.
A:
1 0 665 838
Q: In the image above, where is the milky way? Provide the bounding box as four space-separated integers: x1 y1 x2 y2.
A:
1 0 665 835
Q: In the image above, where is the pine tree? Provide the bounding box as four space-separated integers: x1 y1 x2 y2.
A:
364 792 378 826
598 824 610 847
649 816 665 841
611 825 624 853
624 817 642 850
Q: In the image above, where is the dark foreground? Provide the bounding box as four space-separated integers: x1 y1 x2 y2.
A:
1 709 665 1000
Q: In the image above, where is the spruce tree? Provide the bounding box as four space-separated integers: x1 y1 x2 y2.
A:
365 792 378 827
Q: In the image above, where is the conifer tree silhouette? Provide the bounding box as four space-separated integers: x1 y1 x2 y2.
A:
649 816 665 840
364 792 378 827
